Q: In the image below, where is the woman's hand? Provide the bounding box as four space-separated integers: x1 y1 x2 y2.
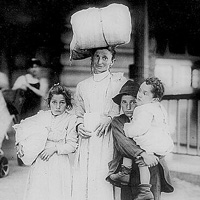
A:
95 116 112 137
16 143 24 158
135 152 159 167
40 147 57 161
77 123 92 139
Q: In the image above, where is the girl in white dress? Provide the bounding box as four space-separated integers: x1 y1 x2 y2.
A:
72 47 127 200
14 84 78 200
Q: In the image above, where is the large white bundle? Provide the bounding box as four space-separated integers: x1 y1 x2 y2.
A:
13 111 50 165
70 3 132 60
14 125 48 165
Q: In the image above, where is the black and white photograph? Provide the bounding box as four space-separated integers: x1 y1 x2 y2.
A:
0 1 200 200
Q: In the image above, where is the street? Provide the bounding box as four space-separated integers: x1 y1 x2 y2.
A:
1 130 200 200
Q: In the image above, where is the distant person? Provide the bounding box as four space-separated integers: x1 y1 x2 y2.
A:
14 84 78 200
12 58 49 120
0 71 9 91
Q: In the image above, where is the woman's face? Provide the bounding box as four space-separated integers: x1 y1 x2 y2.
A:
91 49 114 74
50 94 67 116
121 95 137 118
136 82 154 106
29 65 41 78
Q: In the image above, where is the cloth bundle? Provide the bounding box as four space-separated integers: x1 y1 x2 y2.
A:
13 111 50 165
70 3 132 60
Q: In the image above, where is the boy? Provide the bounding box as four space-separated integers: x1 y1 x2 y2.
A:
109 77 174 200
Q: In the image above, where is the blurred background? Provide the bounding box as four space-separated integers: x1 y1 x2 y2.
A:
1 0 200 156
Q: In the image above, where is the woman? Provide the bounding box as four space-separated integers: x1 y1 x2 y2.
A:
14 84 78 200
72 46 127 200
12 58 49 120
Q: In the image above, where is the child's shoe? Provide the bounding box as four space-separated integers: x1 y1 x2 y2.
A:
109 165 131 185
134 184 154 200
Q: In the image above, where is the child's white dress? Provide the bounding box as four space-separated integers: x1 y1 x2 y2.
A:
14 110 77 200
124 102 174 155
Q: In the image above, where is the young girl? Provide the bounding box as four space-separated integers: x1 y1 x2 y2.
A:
14 84 78 200
110 77 174 200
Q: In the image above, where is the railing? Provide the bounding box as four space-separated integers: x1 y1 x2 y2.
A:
162 93 200 156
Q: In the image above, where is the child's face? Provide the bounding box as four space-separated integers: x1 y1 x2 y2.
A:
50 94 66 116
136 82 155 106
121 95 137 118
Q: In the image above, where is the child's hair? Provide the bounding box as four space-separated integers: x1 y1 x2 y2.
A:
46 84 73 110
145 77 165 101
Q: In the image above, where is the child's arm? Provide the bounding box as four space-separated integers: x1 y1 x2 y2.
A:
40 115 78 161
111 117 144 158
136 152 159 167
124 107 153 138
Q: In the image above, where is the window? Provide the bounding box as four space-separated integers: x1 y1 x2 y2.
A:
155 59 193 94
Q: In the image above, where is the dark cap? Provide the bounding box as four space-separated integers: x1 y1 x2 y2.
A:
31 58 42 67
112 80 140 105
26 58 42 69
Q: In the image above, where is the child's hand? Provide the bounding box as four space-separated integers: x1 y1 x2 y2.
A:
40 147 57 161
136 152 159 167
16 143 24 158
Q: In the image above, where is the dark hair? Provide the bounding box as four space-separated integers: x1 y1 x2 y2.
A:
145 77 165 101
47 84 73 110
27 58 42 69
91 46 116 61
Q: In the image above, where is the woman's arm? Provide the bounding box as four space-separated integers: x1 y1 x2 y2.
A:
12 76 27 90
74 83 85 125
74 83 93 138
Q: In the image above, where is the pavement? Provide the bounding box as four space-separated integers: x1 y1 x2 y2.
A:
1 129 200 200
165 153 200 186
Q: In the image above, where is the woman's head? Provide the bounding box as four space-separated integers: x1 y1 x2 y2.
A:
27 58 42 78
91 46 116 74
137 77 165 106
47 84 73 116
